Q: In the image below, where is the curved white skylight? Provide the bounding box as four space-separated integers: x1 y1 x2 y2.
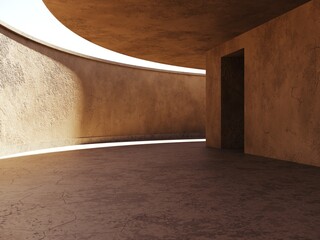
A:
0 0 205 75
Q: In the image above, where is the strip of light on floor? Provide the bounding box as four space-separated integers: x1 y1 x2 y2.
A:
0 139 206 160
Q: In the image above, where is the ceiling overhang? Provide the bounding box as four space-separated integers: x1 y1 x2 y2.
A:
44 0 309 68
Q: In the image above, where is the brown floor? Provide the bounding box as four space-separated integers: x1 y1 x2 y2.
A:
0 142 320 240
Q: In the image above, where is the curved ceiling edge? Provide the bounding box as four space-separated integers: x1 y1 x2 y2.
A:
0 0 205 76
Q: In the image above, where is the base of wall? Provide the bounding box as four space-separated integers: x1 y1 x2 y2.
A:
0 133 205 157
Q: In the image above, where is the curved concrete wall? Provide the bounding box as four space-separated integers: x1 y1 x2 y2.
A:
0 25 205 157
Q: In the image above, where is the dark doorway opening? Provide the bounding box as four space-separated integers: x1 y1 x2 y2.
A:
221 49 244 150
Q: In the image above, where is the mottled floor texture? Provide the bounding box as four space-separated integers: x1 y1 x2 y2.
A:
1 142 320 240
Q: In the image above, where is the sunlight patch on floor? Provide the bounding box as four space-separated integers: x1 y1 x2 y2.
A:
0 139 206 160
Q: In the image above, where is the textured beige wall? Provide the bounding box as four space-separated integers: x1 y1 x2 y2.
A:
0 26 205 156
206 0 320 166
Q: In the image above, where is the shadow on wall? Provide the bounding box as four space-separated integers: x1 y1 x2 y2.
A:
0 25 205 156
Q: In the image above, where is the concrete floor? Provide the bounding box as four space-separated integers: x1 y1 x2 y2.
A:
0 143 320 240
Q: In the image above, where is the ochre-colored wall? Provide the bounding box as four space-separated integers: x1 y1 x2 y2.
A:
206 0 320 166
0 26 205 157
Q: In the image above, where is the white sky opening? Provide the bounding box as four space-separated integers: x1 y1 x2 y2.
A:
0 0 205 75
0 139 206 160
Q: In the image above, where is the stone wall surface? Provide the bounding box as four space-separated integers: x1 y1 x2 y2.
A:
0 26 205 156
206 0 320 166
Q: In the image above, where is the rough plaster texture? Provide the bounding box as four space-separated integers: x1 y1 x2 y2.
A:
206 1 320 166
1 142 320 239
0 26 205 157
44 0 309 68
